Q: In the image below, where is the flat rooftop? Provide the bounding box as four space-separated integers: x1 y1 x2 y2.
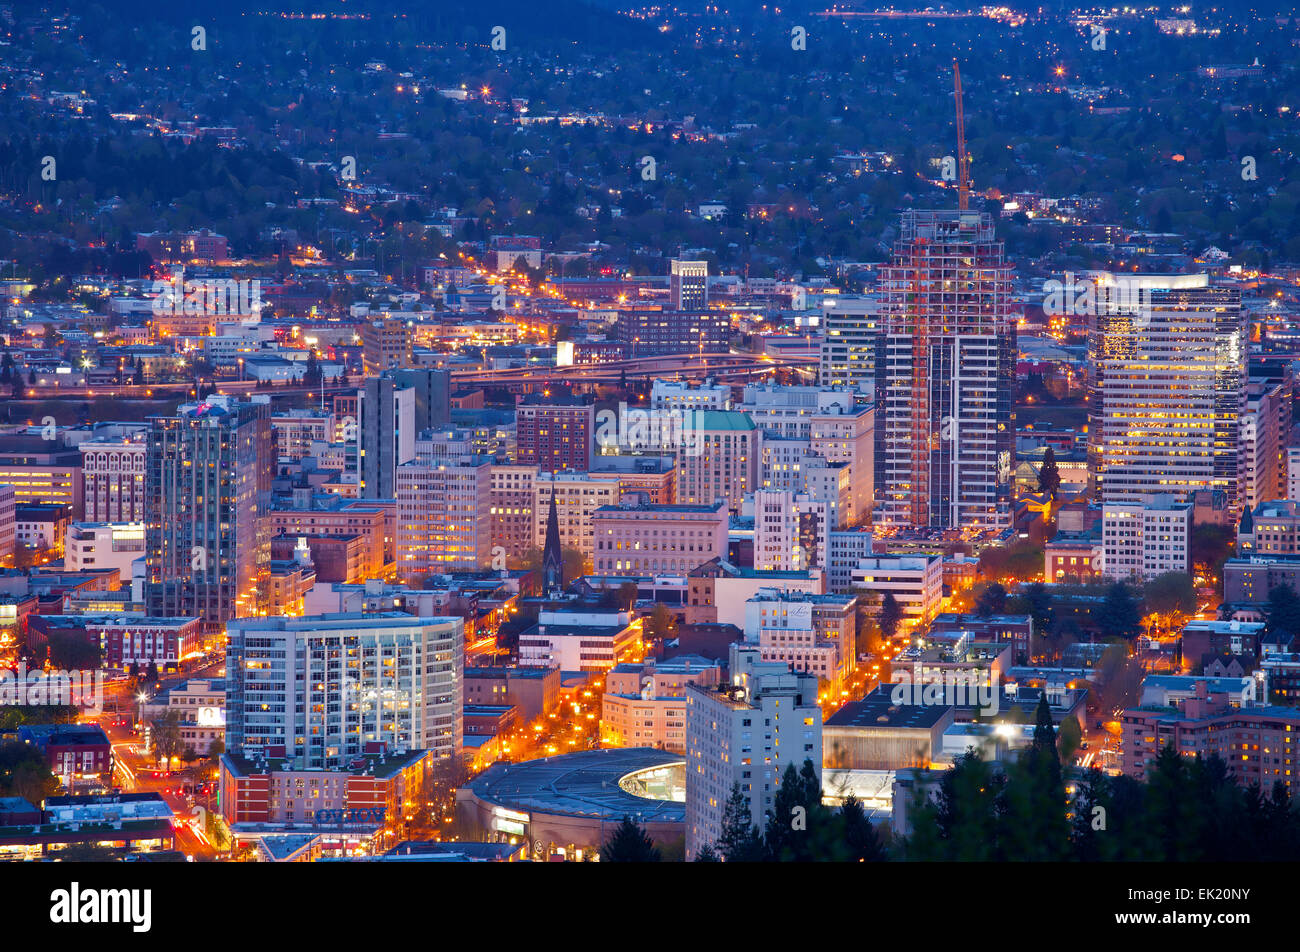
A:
824 687 953 731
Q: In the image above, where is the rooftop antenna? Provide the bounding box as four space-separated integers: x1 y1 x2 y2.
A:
953 59 970 211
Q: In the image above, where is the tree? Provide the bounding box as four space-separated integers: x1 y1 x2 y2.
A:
303 351 322 387
716 783 766 862
878 591 904 642
1036 445 1061 500
151 708 184 763
1265 583 1300 636
646 602 677 643
1143 571 1196 625
693 843 721 862
600 816 661 862
0 740 60 805
616 581 639 612
1095 581 1142 640
1021 582 1056 642
973 582 1007 618
840 794 887 862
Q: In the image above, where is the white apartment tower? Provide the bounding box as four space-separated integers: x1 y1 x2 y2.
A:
224 612 464 769
685 644 822 859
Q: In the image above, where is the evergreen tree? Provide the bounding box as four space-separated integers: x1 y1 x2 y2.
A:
973 582 1007 618
840 794 886 862
1037 445 1061 499
878 591 904 642
1265 583 1300 636
693 843 721 862
716 783 765 862
1095 582 1142 640
600 816 661 862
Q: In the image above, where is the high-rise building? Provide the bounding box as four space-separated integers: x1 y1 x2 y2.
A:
225 612 463 768
676 410 760 513
0 440 84 516
684 644 822 859
359 376 416 499
669 259 709 310
810 403 875 527
144 396 272 630
1087 273 1246 509
1240 375 1291 510
743 588 857 692
874 210 1016 531
390 368 452 435
533 470 619 562
81 435 147 522
395 429 492 580
818 296 880 390
1101 494 1192 581
360 317 413 374
489 464 539 561
514 395 594 474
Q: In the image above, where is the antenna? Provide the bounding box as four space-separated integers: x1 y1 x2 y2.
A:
953 59 970 211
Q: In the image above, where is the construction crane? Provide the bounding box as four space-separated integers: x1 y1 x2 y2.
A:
953 59 970 211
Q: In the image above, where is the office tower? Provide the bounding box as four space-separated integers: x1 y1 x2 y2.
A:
360 316 413 374
515 395 594 473
676 410 760 513
0 439 84 515
144 396 272 630
1102 494 1192 580
391 367 452 434
614 308 730 358
1240 375 1291 510
0 484 14 562
533 470 619 562
80 435 147 522
874 210 1016 531
395 429 492 580
743 588 857 691
751 487 839 573
490 464 539 561
225 612 463 768
269 410 335 461
685 644 822 859
1086 274 1246 508
670 259 709 310
359 376 416 499
818 295 881 389
738 384 857 439
810 403 875 527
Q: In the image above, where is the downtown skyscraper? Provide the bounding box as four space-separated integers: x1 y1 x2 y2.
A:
1086 273 1247 509
873 210 1016 531
144 395 272 631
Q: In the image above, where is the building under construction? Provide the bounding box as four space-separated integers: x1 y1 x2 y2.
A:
873 209 1017 532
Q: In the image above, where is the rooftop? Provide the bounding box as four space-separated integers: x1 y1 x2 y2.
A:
464 748 686 823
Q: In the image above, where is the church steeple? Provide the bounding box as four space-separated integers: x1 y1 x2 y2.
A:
542 492 563 595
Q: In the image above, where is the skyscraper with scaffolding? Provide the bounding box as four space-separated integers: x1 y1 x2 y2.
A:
873 210 1016 531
